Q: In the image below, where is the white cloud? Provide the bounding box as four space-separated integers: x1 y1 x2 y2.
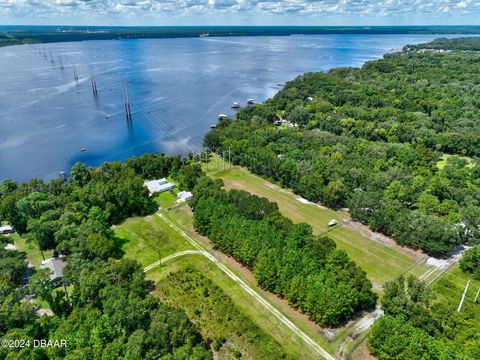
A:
1 0 480 24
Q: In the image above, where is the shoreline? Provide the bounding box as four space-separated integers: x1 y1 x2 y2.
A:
2 25 480 49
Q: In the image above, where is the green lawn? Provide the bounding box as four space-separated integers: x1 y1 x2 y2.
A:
215 165 428 286
13 235 53 269
113 213 192 267
153 188 179 209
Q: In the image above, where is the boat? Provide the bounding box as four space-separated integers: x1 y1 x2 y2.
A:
218 114 228 119
247 98 255 105
81 148 87 152
328 219 337 227
231 102 240 109
210 124 217 129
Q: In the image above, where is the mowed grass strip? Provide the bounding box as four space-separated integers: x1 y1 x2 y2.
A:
432 265 480 307
114 214 192 267
216 166 426 286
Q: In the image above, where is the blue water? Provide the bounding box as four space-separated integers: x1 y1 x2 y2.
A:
0 34 458 181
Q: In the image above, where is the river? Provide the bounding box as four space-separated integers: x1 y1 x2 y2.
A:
0 34 457 181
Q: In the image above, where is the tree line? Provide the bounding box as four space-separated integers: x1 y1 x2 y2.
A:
0 154 212 359
460 247 480 280
368 275 480 359
205 37 480 255
191 176 377 327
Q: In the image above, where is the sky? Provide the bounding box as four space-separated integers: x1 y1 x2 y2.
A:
0 0 479 26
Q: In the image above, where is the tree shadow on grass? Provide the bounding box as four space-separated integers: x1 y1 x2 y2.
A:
112 235 128 259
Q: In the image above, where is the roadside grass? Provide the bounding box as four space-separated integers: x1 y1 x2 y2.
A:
153 266 288 360
113 213 192 267
211 164 427 286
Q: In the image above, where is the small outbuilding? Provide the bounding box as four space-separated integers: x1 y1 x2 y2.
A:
40 258 66 288
0 225 14 235
177 191 193 203
144 178 175 195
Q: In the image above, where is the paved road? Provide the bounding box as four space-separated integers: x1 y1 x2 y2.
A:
154 212 335 360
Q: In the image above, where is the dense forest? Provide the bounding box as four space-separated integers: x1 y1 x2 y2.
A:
0 154 213 359
368 275 480 359
407 37 480 51
190 176 376 327
205 37 480 255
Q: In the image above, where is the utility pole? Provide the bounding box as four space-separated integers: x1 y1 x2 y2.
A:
217 152 220 172
73 65 79 86
205 150 208 173
457 280 471 312
228 146 231 169
223 150 226 171
123 81 132 122
474 287 480 303
89 66 98 96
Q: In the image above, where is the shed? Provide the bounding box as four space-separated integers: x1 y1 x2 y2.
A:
0 225 14 235
177 191 193 202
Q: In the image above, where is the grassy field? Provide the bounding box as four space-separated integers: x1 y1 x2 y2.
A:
114 214 192 267
13 235 53 268
113 191 192 267
208 161 429 286
432 265 480 310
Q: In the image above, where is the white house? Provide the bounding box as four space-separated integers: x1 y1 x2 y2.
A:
177 191 193 203
40 258 66 288
144 178 175 195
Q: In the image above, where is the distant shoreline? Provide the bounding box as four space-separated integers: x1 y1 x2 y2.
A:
2 25 480 48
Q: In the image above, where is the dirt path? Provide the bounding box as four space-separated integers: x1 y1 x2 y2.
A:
143 250 204 272
156 212 335 360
